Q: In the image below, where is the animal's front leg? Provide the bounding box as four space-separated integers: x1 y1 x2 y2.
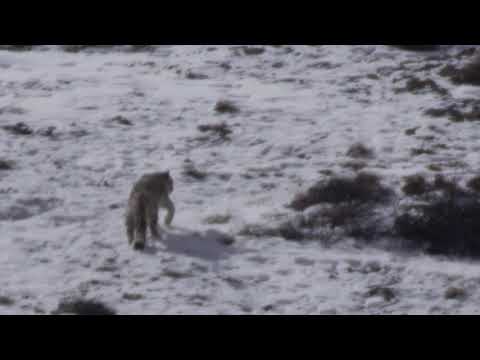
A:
164 197 175 227
147 202 161 240
133 216 147 251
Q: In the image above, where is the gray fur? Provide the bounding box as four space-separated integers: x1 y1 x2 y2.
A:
125 172 175 250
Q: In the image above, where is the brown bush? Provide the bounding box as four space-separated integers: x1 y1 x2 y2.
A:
394 184 480 257
391 45 440 52
214 100 239 114
198 122 232 138
467 176 480 192
289 172 392 212
53 298 116 315
450 56 480 86
2 122 33 135
346 143 374 159
0 159 15 171
402 175 430 196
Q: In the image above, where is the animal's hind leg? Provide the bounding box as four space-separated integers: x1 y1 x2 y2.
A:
133 211 147 251
126 213 135 245
147 203 161 240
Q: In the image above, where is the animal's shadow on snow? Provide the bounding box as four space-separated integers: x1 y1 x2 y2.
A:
143 227 236 261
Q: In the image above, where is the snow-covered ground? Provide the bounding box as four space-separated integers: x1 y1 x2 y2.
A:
1 45 480 314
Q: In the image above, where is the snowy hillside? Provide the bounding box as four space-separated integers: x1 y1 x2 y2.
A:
1 45 480 314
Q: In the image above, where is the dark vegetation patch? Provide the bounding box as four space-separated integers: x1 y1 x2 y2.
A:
185 71 209 80
37 126 59 139
204 214 232 225
0 106 27 115
365 286 396 302
127 45 156 52
122 293 144 301
238 222 305 242
243 201 388 244
341 160 368 172
309 203 386 242
197 122 232 139
394 176 480 257
240 46 266 56
427 164 443 172
272 61 284 68
0 159 15 171
109 115 133 126
191 122 233 147
0 45 34 51
281 173 395 243
308 61 342 70
275 222 305 241
467 176 480 193
219 62 232 70
279 170 480 258
432 174 461 193
2 122 33 135
61 45 110 52
391 45 441 52
402 174 463 197
444 287 467 300
394 77 448 96
60 45 156 53
0 295 14 306
405 127 420 136
53 298 116 315
417 135 435 142
346 143 375 159
69 129 90 139
182 161 208 181
425 99 480 122
456 47 478 59
214 100 240 114
288 172 393 212
439 55 480 86
162 269 192 280
410 147 436 156
402 175 430 196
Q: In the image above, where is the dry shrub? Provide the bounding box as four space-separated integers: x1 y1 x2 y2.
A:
467 176 480 192
289 172 392 212
198 123 232 138
444 56 480 86
53 298 116 315
402 175 430 196
391 45 440 52
214 100 239 114
394 180 480 257
346 143 375 159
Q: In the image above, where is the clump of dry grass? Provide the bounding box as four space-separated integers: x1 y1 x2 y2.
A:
391 45 440 52
395 177 480 258
182 162 208 181
214 100 239 114
394 77 448 96
402 175 430 196
198 122 232 138
53 298 116 315
0 159 15 171
467 176 480 192
2 122 33 135
289 172 392 212
346 143 375 159
440 55 480 86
